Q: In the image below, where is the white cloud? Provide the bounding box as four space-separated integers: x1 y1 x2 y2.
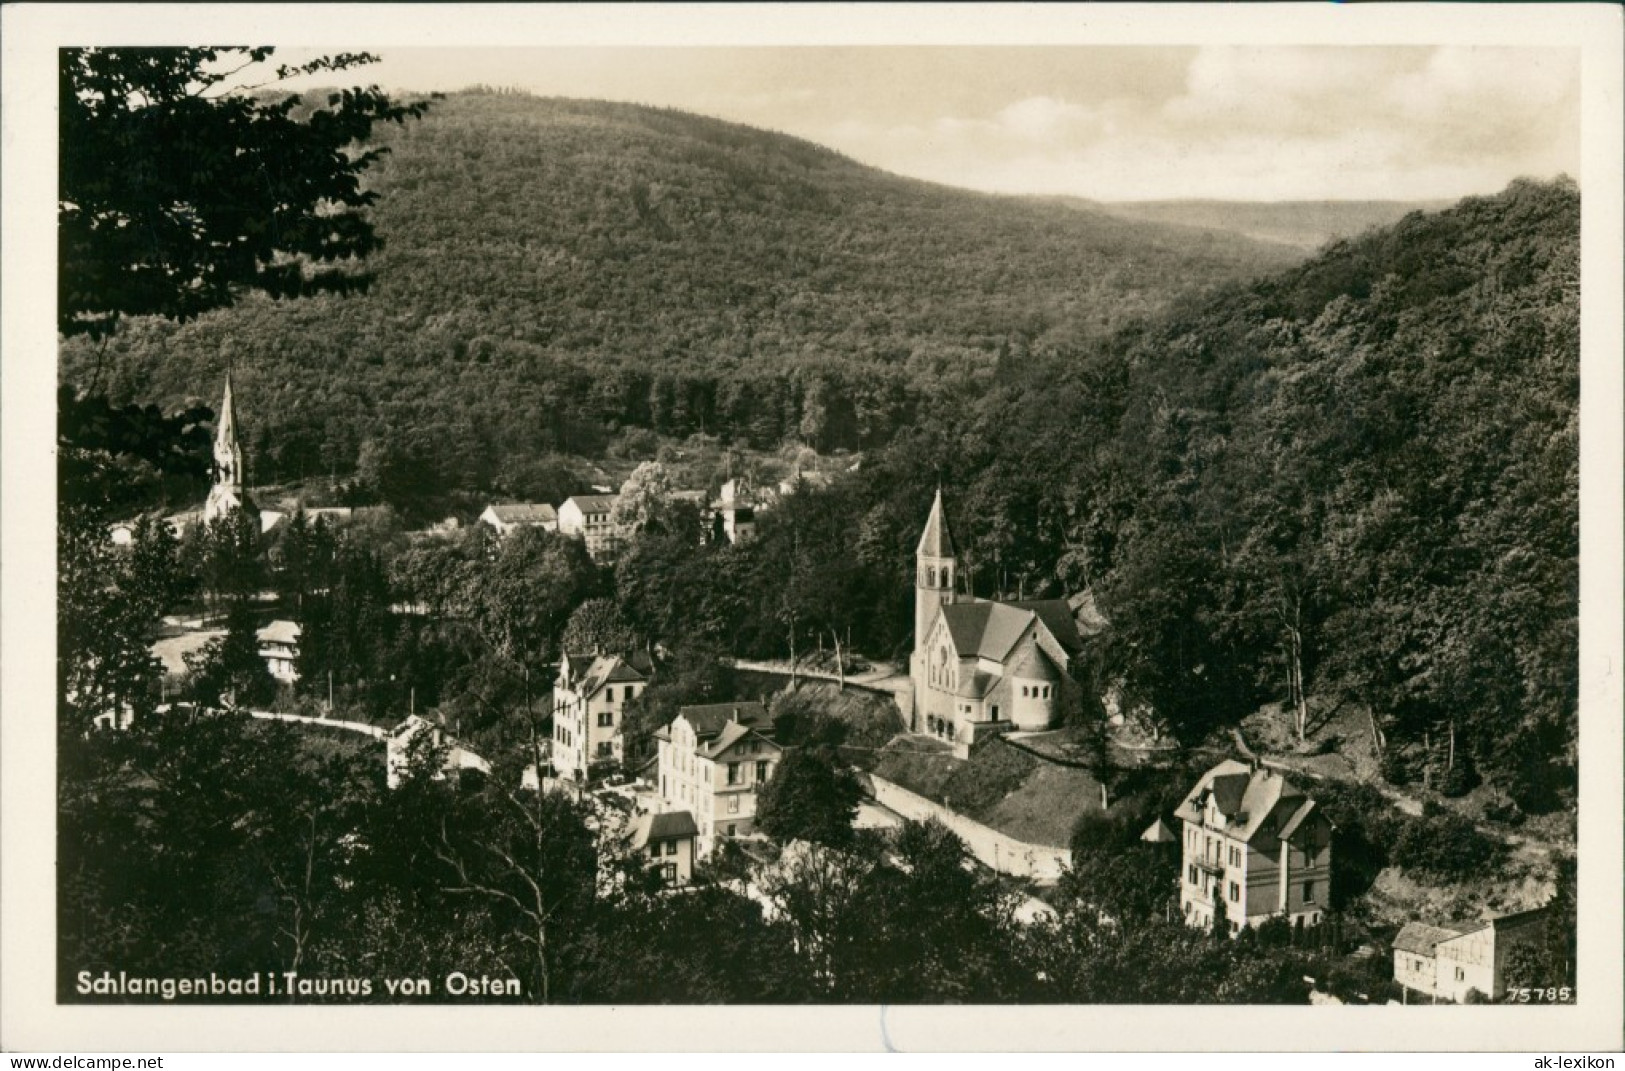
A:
816 46 1578 200
992 96 1097 140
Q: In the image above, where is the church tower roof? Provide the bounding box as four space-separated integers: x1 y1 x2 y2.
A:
215 372 238 453
916 488 956 559
204 371 252 524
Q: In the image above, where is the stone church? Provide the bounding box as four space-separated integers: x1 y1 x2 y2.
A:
203 373 255 525
908 489 1085 758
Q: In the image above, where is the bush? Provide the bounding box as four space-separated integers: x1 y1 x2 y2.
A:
1254 915 1293 949
939 740 1035 815
768 683 904 762
1069 806 1160 858
1482 797 1525 827
1312 781 1402 904
1389 811 1504 881
1326 956 1400 1005
755 746 862 849
1306 735 1337 756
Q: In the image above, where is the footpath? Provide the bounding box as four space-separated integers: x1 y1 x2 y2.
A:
246 709 388 740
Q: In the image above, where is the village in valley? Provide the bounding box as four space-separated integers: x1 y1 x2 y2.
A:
80 369 1568 1007
52 46 1582 1009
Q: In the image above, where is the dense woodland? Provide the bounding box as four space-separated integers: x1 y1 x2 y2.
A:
61 92 1300 495
64 707 1397 1004
58 78 1579 1002
69 140 1579 812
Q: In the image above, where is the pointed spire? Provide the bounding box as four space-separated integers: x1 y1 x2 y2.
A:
204 371 249 523
916 487 956 558
215 371 238 452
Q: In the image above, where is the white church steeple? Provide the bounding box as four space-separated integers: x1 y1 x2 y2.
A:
203 373 249 523
914 487 957 654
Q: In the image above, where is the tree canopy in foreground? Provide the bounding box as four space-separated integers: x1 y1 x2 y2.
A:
59 47 432 340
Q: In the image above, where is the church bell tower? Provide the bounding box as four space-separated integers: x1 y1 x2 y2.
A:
914 488 957 655
203 373 247 523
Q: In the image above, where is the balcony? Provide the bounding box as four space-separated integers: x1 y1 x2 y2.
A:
1194 855 1224 875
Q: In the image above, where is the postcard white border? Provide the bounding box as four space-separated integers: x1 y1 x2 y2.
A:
3 2 1620 1054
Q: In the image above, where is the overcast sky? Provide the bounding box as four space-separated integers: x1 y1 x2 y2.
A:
280 46 1577 202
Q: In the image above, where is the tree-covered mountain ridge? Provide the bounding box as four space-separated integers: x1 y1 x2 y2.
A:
62 91 1305 479
877 174 1577 811
1051 197 1458 251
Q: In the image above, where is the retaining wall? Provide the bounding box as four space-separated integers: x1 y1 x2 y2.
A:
868 773 1072 883
248 709 387 740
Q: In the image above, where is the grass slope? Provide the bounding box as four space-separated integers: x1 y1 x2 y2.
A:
872 736 1103 848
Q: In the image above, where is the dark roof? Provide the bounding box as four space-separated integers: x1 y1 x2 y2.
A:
916 488 956 558
565 494 618 513
1485 904 1551 930
1393 921 1476 956
699 721 782 760
1007 599 1087 653
941 602 1029 662
576 653 650 698
1210 773 1250 816
939 599 1082 666
630 810 699 849
1174 760 1327 845
677 701 769 740
648 811 698 840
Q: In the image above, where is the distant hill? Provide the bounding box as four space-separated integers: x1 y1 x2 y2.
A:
62 92 1302 489
1050 198 1455 252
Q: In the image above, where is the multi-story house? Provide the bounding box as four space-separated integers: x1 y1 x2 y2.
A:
255 619 301 684
654 701 782 856
1174 759 1334 934
1392 907 1549 1003
550 650 651 782
629 810 699 887
713 477 757 544
557 494 623 562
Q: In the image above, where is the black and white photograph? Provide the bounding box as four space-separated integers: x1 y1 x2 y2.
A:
2 1 1621 1055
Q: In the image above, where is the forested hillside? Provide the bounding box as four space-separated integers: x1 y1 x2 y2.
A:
845 177 1578 811
59 87 1577 815
60 91 1298 492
